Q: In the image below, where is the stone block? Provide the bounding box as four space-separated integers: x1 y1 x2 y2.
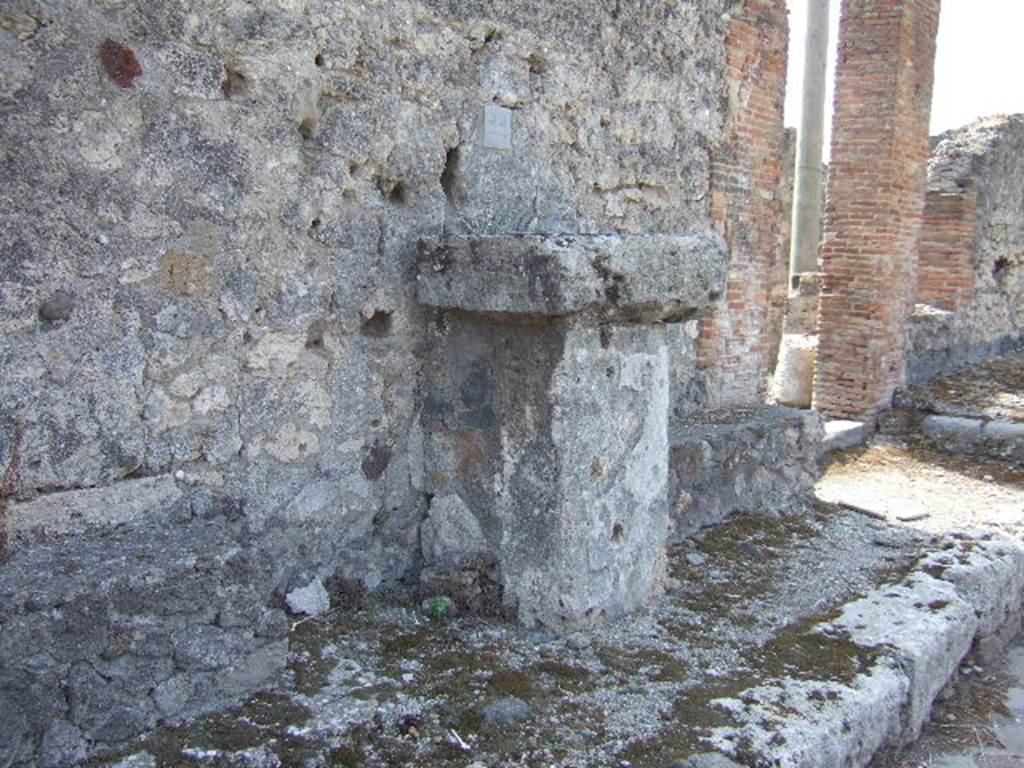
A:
284 577 331 617
771 333 818 408
822 419 870 453
920 415 984 444
7 475 183 550
668 406 823 539
423 315 671 631
984 420 1024 443
418 232 728 630
417 234 726 321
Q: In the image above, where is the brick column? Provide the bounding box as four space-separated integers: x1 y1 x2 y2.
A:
813 0 941 420
699 0 789 406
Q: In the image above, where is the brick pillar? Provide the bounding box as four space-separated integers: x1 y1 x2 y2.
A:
813 0 941 420
699 0 789 406
916 186 977 311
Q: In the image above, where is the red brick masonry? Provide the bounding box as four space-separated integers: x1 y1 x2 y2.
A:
916 187 978 311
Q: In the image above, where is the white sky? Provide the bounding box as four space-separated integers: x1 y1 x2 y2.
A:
785 0 1024 146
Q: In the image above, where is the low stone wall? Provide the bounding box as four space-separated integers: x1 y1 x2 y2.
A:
0 505 289 767
908 115 1024 381
668 405 823 539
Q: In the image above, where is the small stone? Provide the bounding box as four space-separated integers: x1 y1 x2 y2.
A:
174 469 186 480
109 754 158 768
285 577 330 617
480 696 532 727
739 540 764 559
685 551 708 567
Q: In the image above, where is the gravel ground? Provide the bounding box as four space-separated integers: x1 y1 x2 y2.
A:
88 499 927 768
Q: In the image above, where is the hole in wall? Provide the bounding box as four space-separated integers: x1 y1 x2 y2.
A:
360 309 393 338
305 321 330 356
526 52 547 76
440 146 461 202
993 257 1011 282
361 440 392 480
314 52 325 67
611 522 624 542
38 290 75 328
387 182 408 205
297 117 317 140
221 67 248 98
483 28 501 45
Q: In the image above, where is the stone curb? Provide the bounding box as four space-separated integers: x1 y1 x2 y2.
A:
921 414 1024 446
703 530 1024 768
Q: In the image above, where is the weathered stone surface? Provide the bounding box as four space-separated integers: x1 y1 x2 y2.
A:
705 531 1024 768
668 406 823 539
821 419 869 453
418 233 727 321
833 575 977 742
921 415 985 444
416 230 728 630
420 493 488 570
0 0 760 760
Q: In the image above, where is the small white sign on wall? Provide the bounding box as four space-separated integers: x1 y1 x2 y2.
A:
482 104 513 150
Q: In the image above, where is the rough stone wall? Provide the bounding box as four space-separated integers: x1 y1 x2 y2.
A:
813 0 940 420
0 516 290 768
907 115 1024 381
697 0 789 408
0 0 738 588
